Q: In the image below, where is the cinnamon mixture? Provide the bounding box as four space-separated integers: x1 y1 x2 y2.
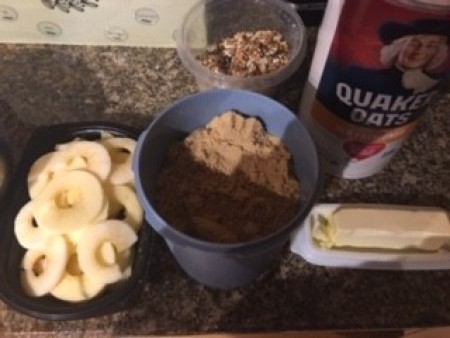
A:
155 111 300 243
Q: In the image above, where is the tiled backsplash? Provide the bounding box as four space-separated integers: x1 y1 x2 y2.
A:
0 0 198 47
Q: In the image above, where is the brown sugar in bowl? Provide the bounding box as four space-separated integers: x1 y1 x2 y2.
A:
133 89 322 289
155 110 302 244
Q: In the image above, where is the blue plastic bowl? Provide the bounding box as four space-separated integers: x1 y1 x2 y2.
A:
133 89 322 289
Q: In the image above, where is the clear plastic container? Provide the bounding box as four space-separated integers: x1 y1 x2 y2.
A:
176 0 307 96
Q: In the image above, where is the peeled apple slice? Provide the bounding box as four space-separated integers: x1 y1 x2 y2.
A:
82 273 108 299
94 198 109 223
33 170 105 234
53 140 112 181
54 137 82 151
66 253 83 276
106 185 143 232
118 248 134 271
92 241 117 268
118 248 134 280
21 235 69 297
101 137 136 185
14 201 51 249
51 273 87 302
104 247 134 283
99 131 115 140
77 220 137 285
65 199 109 248
52 253 99 302
27 152 61 199
65 228 86 251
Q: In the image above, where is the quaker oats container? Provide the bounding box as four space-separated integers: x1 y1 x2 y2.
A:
0 122 153 320
133 89 322 289
176 0 307 96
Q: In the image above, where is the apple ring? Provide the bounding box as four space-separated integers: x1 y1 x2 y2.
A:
100 137 136 186
33 170 106 234
14 201 51 249
51 273 87 302
21 235 69 297
105 184 143 232
54 140 112 181
27 152 61 199
77 220 137 285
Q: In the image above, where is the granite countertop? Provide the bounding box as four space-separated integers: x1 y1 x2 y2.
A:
0 28 449 336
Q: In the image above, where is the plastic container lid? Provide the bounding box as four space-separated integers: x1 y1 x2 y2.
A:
0 122 154 320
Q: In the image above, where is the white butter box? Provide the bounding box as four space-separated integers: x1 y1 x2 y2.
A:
0 0 198 47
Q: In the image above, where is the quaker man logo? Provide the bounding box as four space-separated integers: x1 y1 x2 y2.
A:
41 0 99 13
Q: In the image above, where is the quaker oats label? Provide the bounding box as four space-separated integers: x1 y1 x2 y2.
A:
304 0 449 178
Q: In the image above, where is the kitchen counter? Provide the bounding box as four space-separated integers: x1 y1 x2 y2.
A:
0 28 449 337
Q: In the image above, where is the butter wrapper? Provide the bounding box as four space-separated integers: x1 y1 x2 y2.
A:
290 203 450 270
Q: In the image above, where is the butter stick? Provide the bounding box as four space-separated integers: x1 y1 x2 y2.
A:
312 205 450 251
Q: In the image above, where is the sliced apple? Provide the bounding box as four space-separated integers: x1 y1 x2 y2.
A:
82 273 108 299
27 152 62 199
105 184 143 232
33 170 105 234
77 220 137 285
51 273 87 302
53 140 112 181
118 247 134 280
14 201 51 249
65 199 109 248
21 235 69 297
101 137 136 185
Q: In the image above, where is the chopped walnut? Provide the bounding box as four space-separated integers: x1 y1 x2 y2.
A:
197 30 290 77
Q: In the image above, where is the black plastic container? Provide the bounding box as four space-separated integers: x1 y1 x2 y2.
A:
286 0 327 26
0 122 153 320
0 137 12 210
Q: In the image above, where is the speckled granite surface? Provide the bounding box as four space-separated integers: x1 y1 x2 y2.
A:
0 28 449 336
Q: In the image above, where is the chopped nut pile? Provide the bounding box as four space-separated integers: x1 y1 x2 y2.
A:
198 30 291 77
